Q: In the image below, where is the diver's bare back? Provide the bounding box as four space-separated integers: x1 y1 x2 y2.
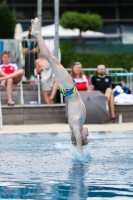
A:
68 90 86 129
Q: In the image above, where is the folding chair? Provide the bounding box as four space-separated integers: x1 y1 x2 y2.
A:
18 80 24 104
34 68 41 104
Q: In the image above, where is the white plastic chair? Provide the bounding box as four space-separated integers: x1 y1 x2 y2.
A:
34 68 41 104
18 80 24 104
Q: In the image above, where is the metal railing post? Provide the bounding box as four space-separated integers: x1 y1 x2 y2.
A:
0 100 3 130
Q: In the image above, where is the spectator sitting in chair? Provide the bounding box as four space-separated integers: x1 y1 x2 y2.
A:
91 64 118 123
70 62 91 91
35 49 58 104
0 51 24 106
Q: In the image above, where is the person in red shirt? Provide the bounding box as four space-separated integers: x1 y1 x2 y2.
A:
70 62 90 91
0 51 24 105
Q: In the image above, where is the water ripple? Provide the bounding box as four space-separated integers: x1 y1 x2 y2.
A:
0 131 133 199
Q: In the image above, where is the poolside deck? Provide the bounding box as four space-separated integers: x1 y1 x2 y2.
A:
0 123 133 134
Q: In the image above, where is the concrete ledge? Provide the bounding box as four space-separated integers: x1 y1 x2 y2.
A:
2 104 67 125
115 104 133 122
1 103 133 125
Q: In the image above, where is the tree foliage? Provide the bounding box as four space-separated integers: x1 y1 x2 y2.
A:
0 0 16 39
60 42 133 72
60 11 103 41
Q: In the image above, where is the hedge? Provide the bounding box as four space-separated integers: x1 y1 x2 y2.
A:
60 42 133 72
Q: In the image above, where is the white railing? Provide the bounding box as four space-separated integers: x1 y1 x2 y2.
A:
66 67 130 87
130 68 133 91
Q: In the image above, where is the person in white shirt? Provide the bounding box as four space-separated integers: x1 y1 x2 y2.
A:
35 49 58 104
0 51 24 106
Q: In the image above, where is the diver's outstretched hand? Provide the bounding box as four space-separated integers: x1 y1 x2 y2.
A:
31 17 41 37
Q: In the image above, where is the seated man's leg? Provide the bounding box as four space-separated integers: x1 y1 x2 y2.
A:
13 73 23 84
6 78 13 104
42 90 51 104
1 70 24 105
49 77 58 103
105 88 115 118
0 70 24 82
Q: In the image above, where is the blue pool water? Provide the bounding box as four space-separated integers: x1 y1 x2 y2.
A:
0 131 133 199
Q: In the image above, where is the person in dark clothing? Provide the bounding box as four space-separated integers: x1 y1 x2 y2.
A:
91 64 118 123
22 26 39 80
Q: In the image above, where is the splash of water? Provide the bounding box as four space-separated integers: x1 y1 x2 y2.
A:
54 142 91 162
70 145 91 162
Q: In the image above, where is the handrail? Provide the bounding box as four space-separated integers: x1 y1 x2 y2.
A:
130 68 133 91
66 68 128 72
66 67 132 90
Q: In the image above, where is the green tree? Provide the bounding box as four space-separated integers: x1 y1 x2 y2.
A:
0 0 16 39
60 11 103 42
